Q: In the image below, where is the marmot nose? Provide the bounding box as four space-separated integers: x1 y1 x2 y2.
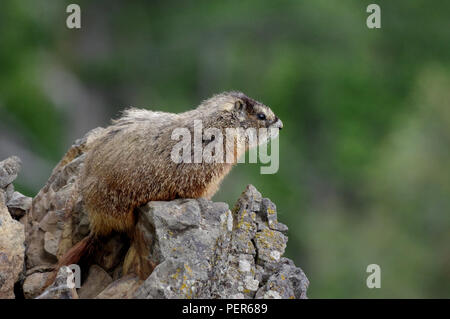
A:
277 118 283 130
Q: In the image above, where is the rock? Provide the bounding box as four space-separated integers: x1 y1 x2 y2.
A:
6 191 32 219
23 271 50 299
133 199 229 299
255 258 309 299
258 198 288 234
44 230 62 257
0 156 21 189
24 221 56 269
36 266 79 299
5 184 14 202
0 156 32 221
95 275 141 299
77 265 113 299
254 227 287 264
0 191 25 299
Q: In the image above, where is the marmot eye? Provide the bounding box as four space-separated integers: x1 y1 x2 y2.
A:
257 113 266 120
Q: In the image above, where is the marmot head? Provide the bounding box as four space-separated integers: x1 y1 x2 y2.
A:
195 91 283 154
198 91 283 131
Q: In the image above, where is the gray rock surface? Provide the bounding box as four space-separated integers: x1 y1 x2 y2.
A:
134 184 308 299
0 156 21 189
0 156 29 299
0 191 25 299
6 191 32 219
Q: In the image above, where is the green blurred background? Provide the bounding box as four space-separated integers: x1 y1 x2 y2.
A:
1 0 449 298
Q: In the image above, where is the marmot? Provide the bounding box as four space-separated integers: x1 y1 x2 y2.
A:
48 91 283 284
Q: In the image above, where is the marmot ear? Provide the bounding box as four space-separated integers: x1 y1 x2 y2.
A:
234 99 244 111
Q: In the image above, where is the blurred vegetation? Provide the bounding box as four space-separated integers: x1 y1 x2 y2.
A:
1 0 449 298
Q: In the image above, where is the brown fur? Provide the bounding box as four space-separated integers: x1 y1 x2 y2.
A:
47 91 283 286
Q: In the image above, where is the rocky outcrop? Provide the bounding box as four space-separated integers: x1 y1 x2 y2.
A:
1 130 309 299
0 191 25 299
0 156 30 299
133 185 308 299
